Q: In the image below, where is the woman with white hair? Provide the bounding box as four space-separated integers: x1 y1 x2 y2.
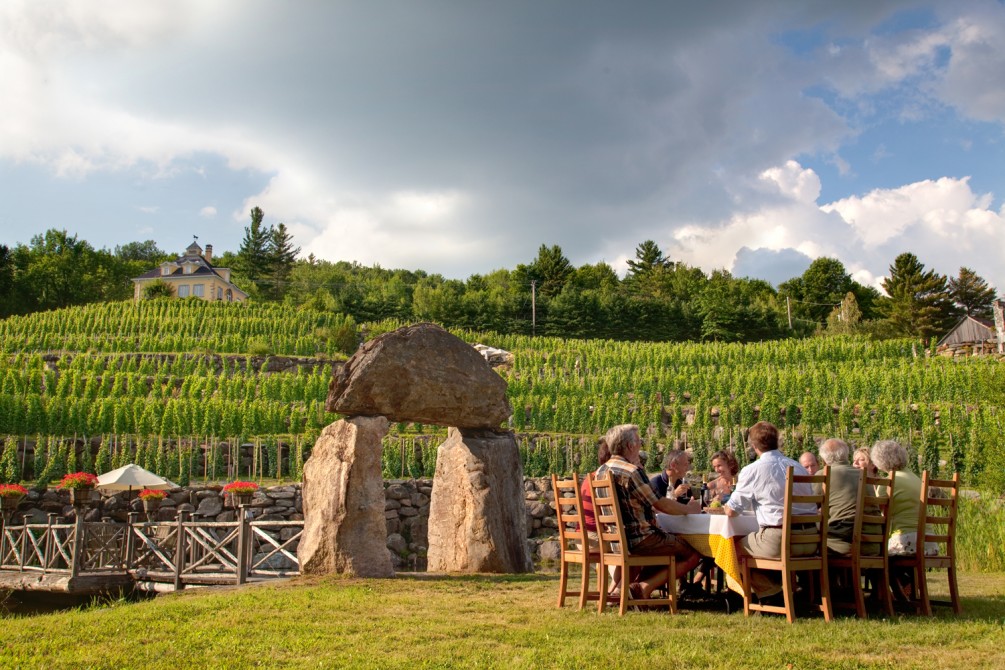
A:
870 440 936 557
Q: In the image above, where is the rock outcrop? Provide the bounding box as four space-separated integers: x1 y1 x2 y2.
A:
298 416 393 577
326 323 511 429
427 428 532 573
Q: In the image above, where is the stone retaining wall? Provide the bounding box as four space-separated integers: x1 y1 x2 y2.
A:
6 476 563 569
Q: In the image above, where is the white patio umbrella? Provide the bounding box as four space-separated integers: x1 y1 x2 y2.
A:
96 463 177 494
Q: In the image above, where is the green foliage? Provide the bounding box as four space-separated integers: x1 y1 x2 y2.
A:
881 252 954 341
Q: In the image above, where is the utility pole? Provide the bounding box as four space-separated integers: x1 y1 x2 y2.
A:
786 296 792 330
530 280 537 336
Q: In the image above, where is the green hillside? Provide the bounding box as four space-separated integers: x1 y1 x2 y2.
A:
1 300 1003 492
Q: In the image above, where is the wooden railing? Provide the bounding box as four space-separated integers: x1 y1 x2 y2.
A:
0 507 302 589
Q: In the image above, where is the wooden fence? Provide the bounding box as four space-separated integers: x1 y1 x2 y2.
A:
0 507 302 592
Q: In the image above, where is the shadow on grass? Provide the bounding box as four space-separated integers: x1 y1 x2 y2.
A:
394 572 555 585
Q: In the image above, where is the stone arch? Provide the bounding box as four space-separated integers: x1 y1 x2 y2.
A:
297 323 531 577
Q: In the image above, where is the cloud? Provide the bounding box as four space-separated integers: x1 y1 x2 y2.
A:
669 160 1004 292
0 0 1002 296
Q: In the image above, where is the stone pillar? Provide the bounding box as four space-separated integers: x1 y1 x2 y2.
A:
427 428 533 573
298 416 393 577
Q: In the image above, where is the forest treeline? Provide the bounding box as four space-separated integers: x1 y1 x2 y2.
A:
1 216 998 344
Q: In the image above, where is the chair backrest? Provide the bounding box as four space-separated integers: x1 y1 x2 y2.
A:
917 471 960 561
783 465 830 560
853 470 895 560
551 474 590 553
588 472 629 561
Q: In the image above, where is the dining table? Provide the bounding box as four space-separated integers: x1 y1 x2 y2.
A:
656 510 759 593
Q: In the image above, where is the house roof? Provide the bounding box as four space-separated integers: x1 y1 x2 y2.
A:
131 242 247 299
936 315 997 347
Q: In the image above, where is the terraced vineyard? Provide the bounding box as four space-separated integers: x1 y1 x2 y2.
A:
0 301 1003 493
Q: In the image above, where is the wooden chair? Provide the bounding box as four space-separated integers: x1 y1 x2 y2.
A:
588 472 677 616
550 473 602 609
829 471 895 618
740 466 833 623
889 471 961 616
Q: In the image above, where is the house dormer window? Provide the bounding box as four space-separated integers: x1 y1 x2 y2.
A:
160 263 176 276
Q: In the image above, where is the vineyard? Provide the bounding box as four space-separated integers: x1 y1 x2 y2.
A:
0 300 1003 493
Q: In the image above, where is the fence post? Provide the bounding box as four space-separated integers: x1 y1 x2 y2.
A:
173 509 188 591
40 513 57 571
236 504 248 585
70 512 84 578
125 511 138 570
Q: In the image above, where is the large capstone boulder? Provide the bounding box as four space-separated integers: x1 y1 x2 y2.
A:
427 428 533 574
298 416 393 577
326 323 511 429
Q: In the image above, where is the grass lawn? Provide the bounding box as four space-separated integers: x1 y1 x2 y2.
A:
2 570 1005 669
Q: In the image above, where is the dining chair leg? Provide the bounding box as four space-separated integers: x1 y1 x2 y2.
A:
948 564 962 614
877 567 894 617
557 558 569 608
577 560 591 610
820 563 833 622
918 566 932 616
741 559 753 618
782 571 796 623
852 562 867 619
597 560 608 614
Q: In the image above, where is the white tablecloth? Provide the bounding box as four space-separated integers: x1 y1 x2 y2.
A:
656 512 759 539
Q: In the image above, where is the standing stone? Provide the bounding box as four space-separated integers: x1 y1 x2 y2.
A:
326 322 511 429
427 428 532 573
298 416 393 577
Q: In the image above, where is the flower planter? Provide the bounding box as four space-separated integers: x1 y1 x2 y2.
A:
232 493 253 507
142 498 160 519
69 487 94 507
1 495 22 521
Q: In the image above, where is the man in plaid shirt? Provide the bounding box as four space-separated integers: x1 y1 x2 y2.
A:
596 424 701 599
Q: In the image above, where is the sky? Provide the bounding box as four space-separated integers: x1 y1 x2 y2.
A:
1 0 1003 293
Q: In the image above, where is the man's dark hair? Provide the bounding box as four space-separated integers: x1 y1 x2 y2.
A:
748 421 779 452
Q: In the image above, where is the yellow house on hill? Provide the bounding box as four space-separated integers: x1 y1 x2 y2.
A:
132 241 248 302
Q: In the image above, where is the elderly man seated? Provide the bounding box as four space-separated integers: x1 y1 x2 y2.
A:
595 424 701 600
724 421 818 598
799 451 820 475
649 448 692 503
818 438 880 556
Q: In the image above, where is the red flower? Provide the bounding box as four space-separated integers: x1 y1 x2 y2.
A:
222 481 260 495
138 489 167 501
58 472 100 490
0 483 28 498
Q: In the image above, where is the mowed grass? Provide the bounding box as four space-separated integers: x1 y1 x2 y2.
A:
2 571 1005 670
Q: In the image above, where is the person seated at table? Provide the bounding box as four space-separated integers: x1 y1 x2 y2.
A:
596 424 701 600
724 421 818 598
799 451 820 475
579 438 611 552
687 449 741 588
853 447 878 478
706 450 739 504
870 440 938 558
649 449 692 503
819 438 880 556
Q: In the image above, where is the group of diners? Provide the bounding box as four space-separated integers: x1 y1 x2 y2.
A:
578 420 935 606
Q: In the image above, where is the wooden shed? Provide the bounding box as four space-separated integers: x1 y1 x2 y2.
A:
936 315 996 347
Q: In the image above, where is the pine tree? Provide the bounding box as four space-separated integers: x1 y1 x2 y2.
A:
880 253 953 341
237 206 273 291
266 223 300 301
948 266 996 319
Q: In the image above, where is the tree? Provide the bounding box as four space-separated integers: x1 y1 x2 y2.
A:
265 223 300 300
826 292 862 335
948 267 996 319
142 279 175 300
513 244 573 297
626 240 671 278
880 253 953 340
114 240 167 263
237 206 272 286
